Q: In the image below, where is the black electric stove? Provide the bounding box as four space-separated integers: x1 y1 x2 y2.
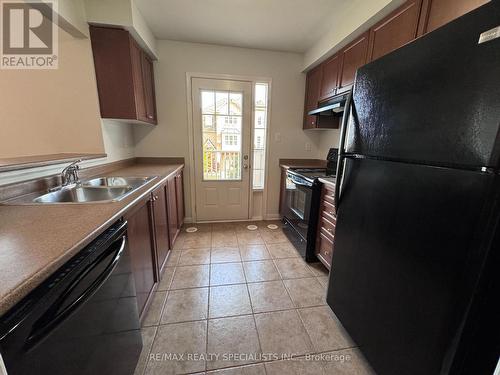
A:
282 149 338 261
287 168 330 183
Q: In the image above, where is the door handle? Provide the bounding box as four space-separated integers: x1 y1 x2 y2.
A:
334 88 353 215
243 154 249 170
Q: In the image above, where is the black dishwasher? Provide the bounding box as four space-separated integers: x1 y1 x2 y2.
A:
0 220 142 375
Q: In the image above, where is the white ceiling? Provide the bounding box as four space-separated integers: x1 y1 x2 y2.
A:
135 0 347 53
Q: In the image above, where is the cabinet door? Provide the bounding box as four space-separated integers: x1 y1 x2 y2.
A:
141 52 157 124
368 0 423 62
89 26 157 125
126 199 156 318
175 172 184 229
303 66 322 129
338 33 369 92
421 0 489 33
89 26 136 120
130 38 147 123
166 177 179 248
319 54 340 100
152 184 170 273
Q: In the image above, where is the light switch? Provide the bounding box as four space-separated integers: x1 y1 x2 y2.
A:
274 132 281 142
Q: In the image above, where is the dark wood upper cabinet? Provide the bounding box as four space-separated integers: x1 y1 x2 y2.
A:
129 39 147 122
420 0 489 34
319 54 341 100
125 196 156 320
151 183 170 275
89 26 157 125
141 53 157 123
368 0 423 62
302 0 486 131
303 65 323 129
338 32 369 92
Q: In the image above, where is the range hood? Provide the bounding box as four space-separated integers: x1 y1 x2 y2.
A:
308 92 349 116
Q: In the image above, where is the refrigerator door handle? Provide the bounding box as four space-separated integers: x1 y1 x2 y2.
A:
334 89 353 215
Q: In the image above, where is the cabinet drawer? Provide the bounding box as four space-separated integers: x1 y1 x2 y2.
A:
317 233 333 269
319 215 336 241
321 200 336 221
322 189 335 205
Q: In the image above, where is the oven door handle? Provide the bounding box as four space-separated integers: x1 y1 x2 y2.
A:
25 235 127 351
287 174 312 188
293 179 311 188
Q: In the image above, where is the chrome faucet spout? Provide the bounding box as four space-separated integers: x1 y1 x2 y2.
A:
61 159 82 187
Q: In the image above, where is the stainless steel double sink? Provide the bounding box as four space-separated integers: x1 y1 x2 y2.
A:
7 176 157 204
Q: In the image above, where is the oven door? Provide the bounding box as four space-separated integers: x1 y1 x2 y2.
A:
284 172 313 239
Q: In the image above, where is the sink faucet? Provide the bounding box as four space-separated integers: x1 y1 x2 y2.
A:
61 159 82 187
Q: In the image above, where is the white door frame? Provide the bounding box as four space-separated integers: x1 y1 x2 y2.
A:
186 72 272 223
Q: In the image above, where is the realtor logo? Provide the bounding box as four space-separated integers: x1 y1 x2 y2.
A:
1 0 58 69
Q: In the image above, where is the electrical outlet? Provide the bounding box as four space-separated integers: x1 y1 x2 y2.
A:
274 132 281 142
305 142 311 151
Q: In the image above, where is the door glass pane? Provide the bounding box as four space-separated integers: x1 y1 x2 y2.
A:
229 93 242 115
201 90 242 181
215 92 229 114
201 91 215 114
252 83 269 189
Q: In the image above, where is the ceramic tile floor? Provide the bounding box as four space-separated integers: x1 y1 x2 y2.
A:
134 221 376 375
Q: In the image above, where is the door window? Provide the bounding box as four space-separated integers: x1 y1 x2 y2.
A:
201 90 243 181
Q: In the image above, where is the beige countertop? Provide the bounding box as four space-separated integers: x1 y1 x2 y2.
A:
0 153 107 172
279 158 327 169
0 162 183 316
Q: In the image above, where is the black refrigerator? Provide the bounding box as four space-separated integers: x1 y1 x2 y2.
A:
327 2 500 375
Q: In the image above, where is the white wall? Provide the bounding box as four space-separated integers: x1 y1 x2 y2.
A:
317 130 341 158
133 40 323 219
55 0 89 37
85 0 158 58
0 28 105 159
101 120 136 162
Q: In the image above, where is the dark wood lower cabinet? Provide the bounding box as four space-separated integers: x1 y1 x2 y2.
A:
315 183 336 270
175 171 185 229
125 196 156 319
166 176 180 248
125 167 184 320
151 183 170 276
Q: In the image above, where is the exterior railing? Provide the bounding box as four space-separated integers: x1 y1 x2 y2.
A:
203 151 241 180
